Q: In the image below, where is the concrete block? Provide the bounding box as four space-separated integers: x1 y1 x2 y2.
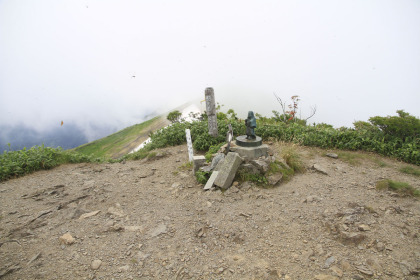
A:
230 144 268 160
193 155 206 174
214 152 243 189
203 171 219 190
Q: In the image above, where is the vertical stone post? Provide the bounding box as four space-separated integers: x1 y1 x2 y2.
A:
205 87 218 137
185 129 194 162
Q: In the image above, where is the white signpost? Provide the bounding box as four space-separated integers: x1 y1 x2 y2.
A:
185 129 194 162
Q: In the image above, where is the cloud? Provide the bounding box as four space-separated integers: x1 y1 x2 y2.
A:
0 0 419 148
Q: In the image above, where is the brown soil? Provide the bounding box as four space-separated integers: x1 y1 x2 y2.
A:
1 143 419 280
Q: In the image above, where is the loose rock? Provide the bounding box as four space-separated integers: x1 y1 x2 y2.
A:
59 233 75 245
91 259 102 270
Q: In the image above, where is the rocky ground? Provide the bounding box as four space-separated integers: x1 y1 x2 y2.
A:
0 142 419 280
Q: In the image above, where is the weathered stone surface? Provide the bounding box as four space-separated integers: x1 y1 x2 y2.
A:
358 224 370 231
210 153 225 170
107 206 125 217
267 173 283 186
78 210 100 220
231 144 268 160
149 224 167 237
214 152 243 189
193 156 206 174
213 157 225 172
91 259 102 270
59 233 75 245
326 153 338 159
205 88 218 137
204 171 219 190
313 164 328 175
340 232 366 245
250 159 269 173
238 163 260 175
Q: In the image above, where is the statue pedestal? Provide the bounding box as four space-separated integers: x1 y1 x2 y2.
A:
233 135 267 159
235 135 262 147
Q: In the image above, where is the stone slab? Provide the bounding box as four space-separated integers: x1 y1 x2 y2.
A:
230 144 268 160
214 152 243 189
204 171 219 190
193 155 206 174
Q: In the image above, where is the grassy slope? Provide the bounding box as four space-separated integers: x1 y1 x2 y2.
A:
74 116 169 159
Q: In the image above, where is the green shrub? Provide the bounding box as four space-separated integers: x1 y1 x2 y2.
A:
167 110 182 123
368 110 419 141
0 145 100 182
195 170 211 184
205 142 226 162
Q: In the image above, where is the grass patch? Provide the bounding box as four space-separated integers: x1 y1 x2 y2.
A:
399 166 420 177
122 149 151 161
282 146 305 173
179 161 193 171
237 171 268 185
376 179 419 197
337 151 364 165
74 117 160 159
372 158 387 167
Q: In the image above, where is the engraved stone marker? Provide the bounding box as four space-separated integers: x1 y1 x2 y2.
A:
205 87 218 137
185 129 194 162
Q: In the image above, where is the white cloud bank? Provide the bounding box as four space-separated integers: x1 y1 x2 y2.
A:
0 0 419 141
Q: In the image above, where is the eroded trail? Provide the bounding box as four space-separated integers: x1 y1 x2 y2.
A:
1 144 419 280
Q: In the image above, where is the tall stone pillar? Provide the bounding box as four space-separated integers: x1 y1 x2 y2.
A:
205 87 218 137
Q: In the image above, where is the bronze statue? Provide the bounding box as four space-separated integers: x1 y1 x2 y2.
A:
245 111 257 140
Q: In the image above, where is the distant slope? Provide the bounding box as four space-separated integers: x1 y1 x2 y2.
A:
74 116 170 159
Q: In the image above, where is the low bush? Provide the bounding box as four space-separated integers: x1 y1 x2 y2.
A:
0 145 101 182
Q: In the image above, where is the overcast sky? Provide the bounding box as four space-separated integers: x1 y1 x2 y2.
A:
1 0 419 138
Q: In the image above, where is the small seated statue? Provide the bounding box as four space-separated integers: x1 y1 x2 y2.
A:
245 111 257 140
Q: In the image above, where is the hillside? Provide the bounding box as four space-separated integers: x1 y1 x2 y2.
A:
1 142 419 279
74 116 170 159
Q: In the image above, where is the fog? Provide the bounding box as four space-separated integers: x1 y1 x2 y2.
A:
1 0 419 149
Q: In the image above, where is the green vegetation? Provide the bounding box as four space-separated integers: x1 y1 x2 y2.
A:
195 170 211 184
205 142 226 162
74 117 160 158
237 172 268 185
144 110 419 165
3 105 418 183
376 179 419 197
337 151 364 166
0 145 100 182
167 110 182 123
282 146 305 173
399 166 420 176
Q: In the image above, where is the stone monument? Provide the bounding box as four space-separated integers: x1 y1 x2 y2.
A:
232 111 268 159
205 87 218 137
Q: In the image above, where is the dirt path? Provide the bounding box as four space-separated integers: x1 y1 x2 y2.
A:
0 143 419 280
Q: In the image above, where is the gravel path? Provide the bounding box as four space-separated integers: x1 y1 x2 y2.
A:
1 143 419 279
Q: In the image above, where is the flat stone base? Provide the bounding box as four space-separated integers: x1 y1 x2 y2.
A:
236 135 262 147
230 144 269 160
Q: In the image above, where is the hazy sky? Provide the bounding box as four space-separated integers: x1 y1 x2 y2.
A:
1 0 419 137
